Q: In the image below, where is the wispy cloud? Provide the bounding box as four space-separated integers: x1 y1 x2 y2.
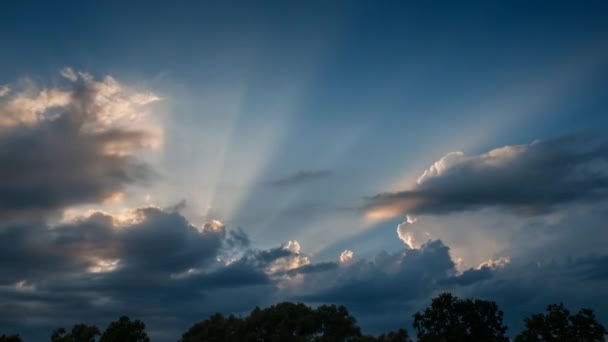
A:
266 170 334 187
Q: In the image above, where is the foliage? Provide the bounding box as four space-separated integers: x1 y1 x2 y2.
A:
2 294 607 342
99 316 150 342
413 292 509 342
182 302 364 342
51 324 100 342
514 303 607 342
375 329 411 342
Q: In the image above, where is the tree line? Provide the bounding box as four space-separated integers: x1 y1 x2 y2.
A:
1 293 606 341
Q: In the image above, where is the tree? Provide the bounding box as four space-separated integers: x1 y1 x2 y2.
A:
0 335 22 342
245 302 318 341
182 302 363 342
376 329 411 342
413 293 509 342
51 324 100 342
99 316 149 342
314 304 361 341
514 304 607 342
181 313 244 342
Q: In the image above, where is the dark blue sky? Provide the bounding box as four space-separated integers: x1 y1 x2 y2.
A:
1 1 608 340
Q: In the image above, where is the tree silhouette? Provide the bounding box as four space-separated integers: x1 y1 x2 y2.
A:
413 293 509 342
182 302 364 342
514 303 607 342
314 304 361 341
99 316 150 342
51 324 100 342
181 313 244 342
0 335 22 342
375 329 412 342
245 302 318 341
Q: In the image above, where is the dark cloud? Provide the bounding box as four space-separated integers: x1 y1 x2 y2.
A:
267 170 333 187
2 207 608 340
366 135 608 217
0 207 224 285
0 206 278 341
440 266 494 286
284 262 339 276
0 72 157 220
298 240 457 309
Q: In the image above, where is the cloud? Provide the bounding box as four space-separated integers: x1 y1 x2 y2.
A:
0 206 226 285
267 170 333 187
0 70 160 219
396 215 430 249
441 257 509 287
297 240 457 310
0 85 10 97
0 205 279 339
60 67 78 82
2 204 608 340
366 134 608 219
339 250 354 264
1 71 607 341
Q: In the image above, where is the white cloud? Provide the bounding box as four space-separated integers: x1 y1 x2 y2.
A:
477 256 510 269
88 258 121 273
267 241 310 273
60 67 78 82
417 151 464 184
339 250 354 264
0 87 72 127
0 68 162 136
0 85 9 97
283 240 302 254
396 216 430 249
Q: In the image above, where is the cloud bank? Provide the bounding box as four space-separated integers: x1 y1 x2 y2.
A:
366 135 608 218
1 70 607 341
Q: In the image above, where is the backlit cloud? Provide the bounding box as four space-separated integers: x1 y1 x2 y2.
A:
367 134 608 219
0 69 161 219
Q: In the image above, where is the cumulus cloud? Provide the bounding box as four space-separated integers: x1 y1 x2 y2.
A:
366 135 608 218
396 215 431 249
0 206 227 285
339 250 354 264
267 170 333 187
294 240 459 319
0 205 279 338
2 203 607 340
0 69 160 219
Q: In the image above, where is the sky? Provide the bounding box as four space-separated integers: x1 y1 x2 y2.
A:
1 1 608 340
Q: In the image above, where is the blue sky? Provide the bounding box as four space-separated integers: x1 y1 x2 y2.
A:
1 1 608 340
